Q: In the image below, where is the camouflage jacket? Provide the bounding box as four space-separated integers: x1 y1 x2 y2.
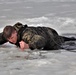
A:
14 23 64 50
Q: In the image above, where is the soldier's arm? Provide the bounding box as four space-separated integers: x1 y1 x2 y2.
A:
22 33 46 50
0 32 7 45
29 35 46 50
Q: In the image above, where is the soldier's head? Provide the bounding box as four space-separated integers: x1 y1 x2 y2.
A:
13 22 23 31
3 26 18 44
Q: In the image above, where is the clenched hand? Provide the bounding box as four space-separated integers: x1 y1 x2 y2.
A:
19 40 29 51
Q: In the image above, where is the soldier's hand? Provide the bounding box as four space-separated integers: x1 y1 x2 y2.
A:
19 40 29 51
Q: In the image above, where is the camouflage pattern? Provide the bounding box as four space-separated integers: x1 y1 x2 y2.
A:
14 23 64 50
13 22 23 32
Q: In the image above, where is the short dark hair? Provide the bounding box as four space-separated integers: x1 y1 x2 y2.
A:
3 26 16 39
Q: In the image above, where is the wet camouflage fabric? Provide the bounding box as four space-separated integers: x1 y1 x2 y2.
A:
14 23 64 50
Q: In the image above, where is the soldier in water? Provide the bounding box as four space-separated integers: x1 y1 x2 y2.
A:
0 22 76 50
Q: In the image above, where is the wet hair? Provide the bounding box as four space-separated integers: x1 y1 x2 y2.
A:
3 26 16 39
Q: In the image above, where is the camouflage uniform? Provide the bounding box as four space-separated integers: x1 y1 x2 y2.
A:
14 23 64 50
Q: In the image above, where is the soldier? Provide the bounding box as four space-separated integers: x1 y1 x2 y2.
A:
1 22 76 50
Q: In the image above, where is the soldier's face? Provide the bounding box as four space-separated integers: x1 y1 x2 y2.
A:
7 31 17 44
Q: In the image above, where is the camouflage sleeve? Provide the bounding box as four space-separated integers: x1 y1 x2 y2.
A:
22 32 46 50
0 32 7 44
29 35 46 50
